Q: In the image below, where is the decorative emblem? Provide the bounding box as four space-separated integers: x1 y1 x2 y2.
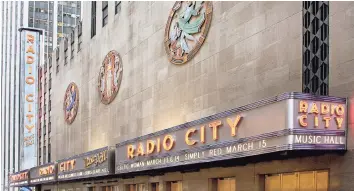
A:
63 82 79 124
98 50 123 104
164 1 213 65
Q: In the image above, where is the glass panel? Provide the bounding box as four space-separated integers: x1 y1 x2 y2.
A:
316 171 328 191
281 173 297 191
217 178 236 191
151 183 159 191
126 185 135 191
265 174 281 191
229 178 236 191
299 171 315 191
170 182 182 191
217 179 224 191
137 184 145 191
265 170 328 191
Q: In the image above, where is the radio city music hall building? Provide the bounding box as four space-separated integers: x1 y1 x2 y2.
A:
9 1 354 191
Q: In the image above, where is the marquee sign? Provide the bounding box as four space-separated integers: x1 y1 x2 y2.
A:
57 146 115 181
9 170 30 187
29 163 56 185
115 92 347 174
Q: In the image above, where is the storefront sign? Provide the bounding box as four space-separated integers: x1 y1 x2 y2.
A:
29 163 56 185
57 146 115 181
115 92 347 174
9 170 30 187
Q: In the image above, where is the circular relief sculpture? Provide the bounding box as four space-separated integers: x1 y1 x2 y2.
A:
164 1 213 65
63 82 79 124
98 50 123 104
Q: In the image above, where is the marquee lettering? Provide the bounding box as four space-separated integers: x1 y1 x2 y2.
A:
185 128 197 146
26 34 34 43
26 45 35 54
298 101 344 129
83 150 108 168
39 165 55 176
24 32 37 144
26 56 34 64
10 172 28 182
209 120 222 141
59 160 76 172
126 115 243 159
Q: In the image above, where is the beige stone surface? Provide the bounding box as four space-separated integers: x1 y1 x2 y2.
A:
50 1 302 161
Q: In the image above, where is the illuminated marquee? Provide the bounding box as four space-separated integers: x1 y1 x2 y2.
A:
57 147 115 181
297 101 345 129
10 172 28 182
115 93 347 174
9 170 30 187
29 163 57 185
126 115 242 159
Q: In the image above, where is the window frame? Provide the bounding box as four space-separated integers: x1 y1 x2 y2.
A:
91 1 97 38
102 1 108 27
115 1 121 15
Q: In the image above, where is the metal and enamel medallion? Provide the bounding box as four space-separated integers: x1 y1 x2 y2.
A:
164 1 213 64
98 50 123 105
63 82 79 124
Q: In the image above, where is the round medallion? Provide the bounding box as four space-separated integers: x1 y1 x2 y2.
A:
98 50 123 105
63 82 79 124
164 1 213 65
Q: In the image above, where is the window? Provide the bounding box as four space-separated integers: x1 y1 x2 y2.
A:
125 184 145 191
115 1 121 15
64 38 68 65
166 181 182 191
78 21 82 51
265 170 328 191
102 1 108 27
302 2 329 95
87 187 96 191
49 56 52 68
48 143 51 162
49 74 52 90
56 48 59 73
43 123 46 136
151 183 159 191
101 186 113 191
70 31 75 59
91 1 96 38
210 178 236 191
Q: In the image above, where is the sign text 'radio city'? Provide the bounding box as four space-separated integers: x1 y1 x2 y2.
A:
24 33 37 147
126 115 242 159
298 100 345 129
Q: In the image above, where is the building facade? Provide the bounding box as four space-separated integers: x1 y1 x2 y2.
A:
29 1 81 166
27 1 81 60
8 1 354 191
0 1 81 191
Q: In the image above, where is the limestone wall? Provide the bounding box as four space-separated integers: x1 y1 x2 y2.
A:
50 1 303 160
